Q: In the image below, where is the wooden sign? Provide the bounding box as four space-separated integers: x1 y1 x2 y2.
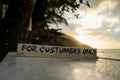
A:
17 43 97 59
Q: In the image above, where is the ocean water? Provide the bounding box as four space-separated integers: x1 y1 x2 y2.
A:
97 49 120 60
0 50 120 80
96 49 120 80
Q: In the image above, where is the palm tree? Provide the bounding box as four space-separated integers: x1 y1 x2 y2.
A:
0 0 35 62
0 0 90 62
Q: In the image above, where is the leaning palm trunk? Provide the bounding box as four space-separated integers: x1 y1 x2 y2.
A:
0 0 35 62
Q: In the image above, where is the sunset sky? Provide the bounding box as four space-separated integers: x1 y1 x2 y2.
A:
55 0 120 49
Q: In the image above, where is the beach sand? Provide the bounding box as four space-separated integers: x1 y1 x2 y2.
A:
0 52 120 80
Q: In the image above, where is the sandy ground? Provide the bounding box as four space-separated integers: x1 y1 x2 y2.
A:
0 52 120 80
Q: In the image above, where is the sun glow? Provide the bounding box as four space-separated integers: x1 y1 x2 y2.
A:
73 0 118 49
74 28 100 48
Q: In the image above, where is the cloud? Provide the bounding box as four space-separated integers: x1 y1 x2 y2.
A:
59 0 120 48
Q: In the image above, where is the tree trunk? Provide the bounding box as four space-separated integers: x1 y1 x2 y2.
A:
0 0 35 62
